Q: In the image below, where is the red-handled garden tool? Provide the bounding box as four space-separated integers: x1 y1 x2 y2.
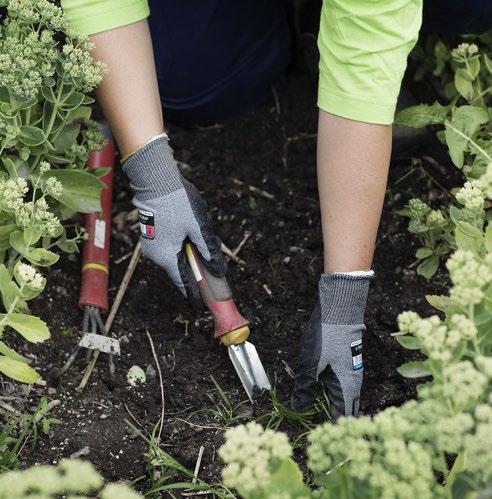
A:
185 243 270 402
77 125 119 359
57 124 119 379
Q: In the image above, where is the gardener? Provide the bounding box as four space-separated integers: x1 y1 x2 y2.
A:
59 0 486 420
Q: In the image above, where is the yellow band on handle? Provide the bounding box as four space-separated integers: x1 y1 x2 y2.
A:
220 326 251 346
82 262 109 273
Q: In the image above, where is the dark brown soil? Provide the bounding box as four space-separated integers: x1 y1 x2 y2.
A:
19 71 449 493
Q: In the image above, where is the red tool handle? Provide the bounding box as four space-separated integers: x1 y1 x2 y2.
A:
79 133 115 314
185 244 249 340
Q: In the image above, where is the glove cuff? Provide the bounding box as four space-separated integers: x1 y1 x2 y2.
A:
123 136 182 200
318 273 373 325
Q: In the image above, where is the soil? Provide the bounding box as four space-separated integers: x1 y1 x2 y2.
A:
16 70 451 494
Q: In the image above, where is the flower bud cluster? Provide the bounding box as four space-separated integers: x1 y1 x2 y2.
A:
62 42 107 93
446 250 492 306
16 262 45 289
397 311 476 362
0 177 28 212
219 422 292 494
456 181 485 213
451 43 479 63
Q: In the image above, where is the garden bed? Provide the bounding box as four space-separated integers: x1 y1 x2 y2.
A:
24 71 446 489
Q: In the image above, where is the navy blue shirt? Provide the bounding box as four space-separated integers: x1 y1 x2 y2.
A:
148 0 290 125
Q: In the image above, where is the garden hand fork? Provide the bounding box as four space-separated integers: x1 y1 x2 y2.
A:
57 123 119 378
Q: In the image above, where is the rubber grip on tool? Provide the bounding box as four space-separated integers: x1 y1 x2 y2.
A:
185 244 249 340
79 136 115 313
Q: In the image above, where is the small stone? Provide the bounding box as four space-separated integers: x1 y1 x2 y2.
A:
146 364 157 379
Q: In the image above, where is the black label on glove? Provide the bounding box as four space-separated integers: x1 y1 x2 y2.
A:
351 339 363 370
139 210 155 240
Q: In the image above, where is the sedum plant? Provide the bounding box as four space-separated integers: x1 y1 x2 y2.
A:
396 42 492 278
0 0 107 382
0 458 142 498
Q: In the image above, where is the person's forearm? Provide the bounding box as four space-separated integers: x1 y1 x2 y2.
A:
317 110 392 273
89 20 164 158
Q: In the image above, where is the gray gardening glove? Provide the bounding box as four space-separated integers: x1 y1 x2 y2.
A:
123 136 226 300
291 273 373 420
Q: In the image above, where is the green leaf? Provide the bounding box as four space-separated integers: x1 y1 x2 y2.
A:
0 355 40 383
43 169 104 213
417 255 440 279
5 313 50 343
9 232 59 267
445 453 465 493
66 106 92 121
426 294 451 312
394 101 450 128
0 341 31 364
484 53 492 75
26 248 59 267
40 85 56 103
91 167 111 178
23 227 41 246
396 335 421 350
397 361 432 379
0 86 10 103
45 153 71 165
9 230 27 255
60 91 85 110
53 123 80 153
0 224 16 252
1 157 17 177
416 247 433 259
13 97 37 111
468 57 481 79
0 264 19 311
56 238 79 254
42 100 55 133
485 221 492 253
444 106 489 167
455 68 474 100
455 220 483 251
18 126 47 147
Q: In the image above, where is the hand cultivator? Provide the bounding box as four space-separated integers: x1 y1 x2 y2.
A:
185 244 270 401
58 124 119 378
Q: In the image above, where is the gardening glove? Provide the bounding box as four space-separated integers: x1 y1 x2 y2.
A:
291 272 373 420
122 135 226 301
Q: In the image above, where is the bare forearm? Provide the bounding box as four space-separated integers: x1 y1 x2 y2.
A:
89 20 164 158
317 110 392 273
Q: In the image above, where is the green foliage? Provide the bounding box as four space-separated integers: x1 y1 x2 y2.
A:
0 0 107 381
396 41 492 278
0 397 61 471
0 458 142 498
128 421 232 498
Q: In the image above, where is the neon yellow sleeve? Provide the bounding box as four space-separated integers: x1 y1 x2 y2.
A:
61 0 150 36
317 0 423 125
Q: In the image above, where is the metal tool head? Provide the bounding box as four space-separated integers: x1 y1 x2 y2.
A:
78 306 120 355
79 333 120 355
227 342 271 402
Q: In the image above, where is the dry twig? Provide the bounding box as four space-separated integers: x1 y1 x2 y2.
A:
281 132 317 168
232 231 251 257
192 446 205 484
146 329 165 443
70 446 90 459
221 242 246 265
230 177 275 201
